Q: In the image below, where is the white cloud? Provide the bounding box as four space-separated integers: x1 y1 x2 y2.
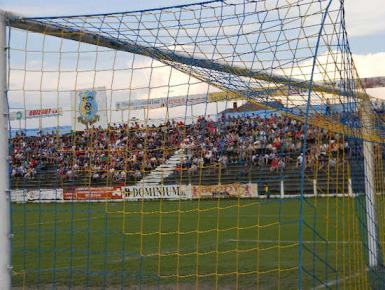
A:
2 3 79 18
342 0 385 37
366 88 385 100
3 0 385 38
352 52 385 99
352 52 385 78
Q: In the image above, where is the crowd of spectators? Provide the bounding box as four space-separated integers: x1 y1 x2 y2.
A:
179 114 349 174
10 114 356 182
11 133 56 179
11 121 184 182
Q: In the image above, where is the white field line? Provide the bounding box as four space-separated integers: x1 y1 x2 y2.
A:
13 214 281 228
312 272 363 289
12 211 342 228
12 216 104 227
225 239 372 244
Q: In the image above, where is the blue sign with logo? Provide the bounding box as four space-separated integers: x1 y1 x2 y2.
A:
77 90 100 126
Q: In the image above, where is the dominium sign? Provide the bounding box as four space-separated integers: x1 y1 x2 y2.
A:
122 185 192 200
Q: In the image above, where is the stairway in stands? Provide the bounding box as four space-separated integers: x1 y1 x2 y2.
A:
137 149 190 185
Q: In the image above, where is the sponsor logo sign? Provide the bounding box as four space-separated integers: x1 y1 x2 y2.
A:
72 87 108 130
10 190 27 203
116 94 208 110
11 189 63 202
63 187 122 201
77 90 100 126
192 183 256 199
122 184 191 200
10 108 63 121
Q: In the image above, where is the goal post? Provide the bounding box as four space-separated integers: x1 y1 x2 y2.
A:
361 96 385 288
362 108 378 268
0 10 11 289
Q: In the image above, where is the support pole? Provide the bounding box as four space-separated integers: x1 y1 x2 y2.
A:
363 138 378 267
0 11 11 289
348 178 353 197
280 179 284 198
313 179 317 196
361 96 379 268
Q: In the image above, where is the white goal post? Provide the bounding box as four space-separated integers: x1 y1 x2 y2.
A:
0 10 11 289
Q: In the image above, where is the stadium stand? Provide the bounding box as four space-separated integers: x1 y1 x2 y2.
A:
11 112 381 195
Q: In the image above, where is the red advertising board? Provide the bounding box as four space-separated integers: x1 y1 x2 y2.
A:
27 108 62 118
64 187 122 201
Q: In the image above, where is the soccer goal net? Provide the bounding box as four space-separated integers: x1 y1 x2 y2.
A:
1 0 384 289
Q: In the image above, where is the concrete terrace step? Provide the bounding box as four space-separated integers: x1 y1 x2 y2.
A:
137 149 189 185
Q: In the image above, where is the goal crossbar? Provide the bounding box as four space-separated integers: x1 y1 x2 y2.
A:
7 15 367 101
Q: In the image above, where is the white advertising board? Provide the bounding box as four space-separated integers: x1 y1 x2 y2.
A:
116 94 208 110
11 189 63 203
122 184 192 200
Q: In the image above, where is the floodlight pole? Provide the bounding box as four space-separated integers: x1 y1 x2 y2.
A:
0 10 11 289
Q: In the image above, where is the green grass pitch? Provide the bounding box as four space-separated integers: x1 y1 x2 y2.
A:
11 197 366 289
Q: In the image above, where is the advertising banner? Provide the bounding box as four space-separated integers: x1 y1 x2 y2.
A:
122 184 192 200
191 183 257 199
10 190 27 203
28 189 64 201
9 107 63 121
116 94 208 111
63 187 122 201
11 189 63 202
